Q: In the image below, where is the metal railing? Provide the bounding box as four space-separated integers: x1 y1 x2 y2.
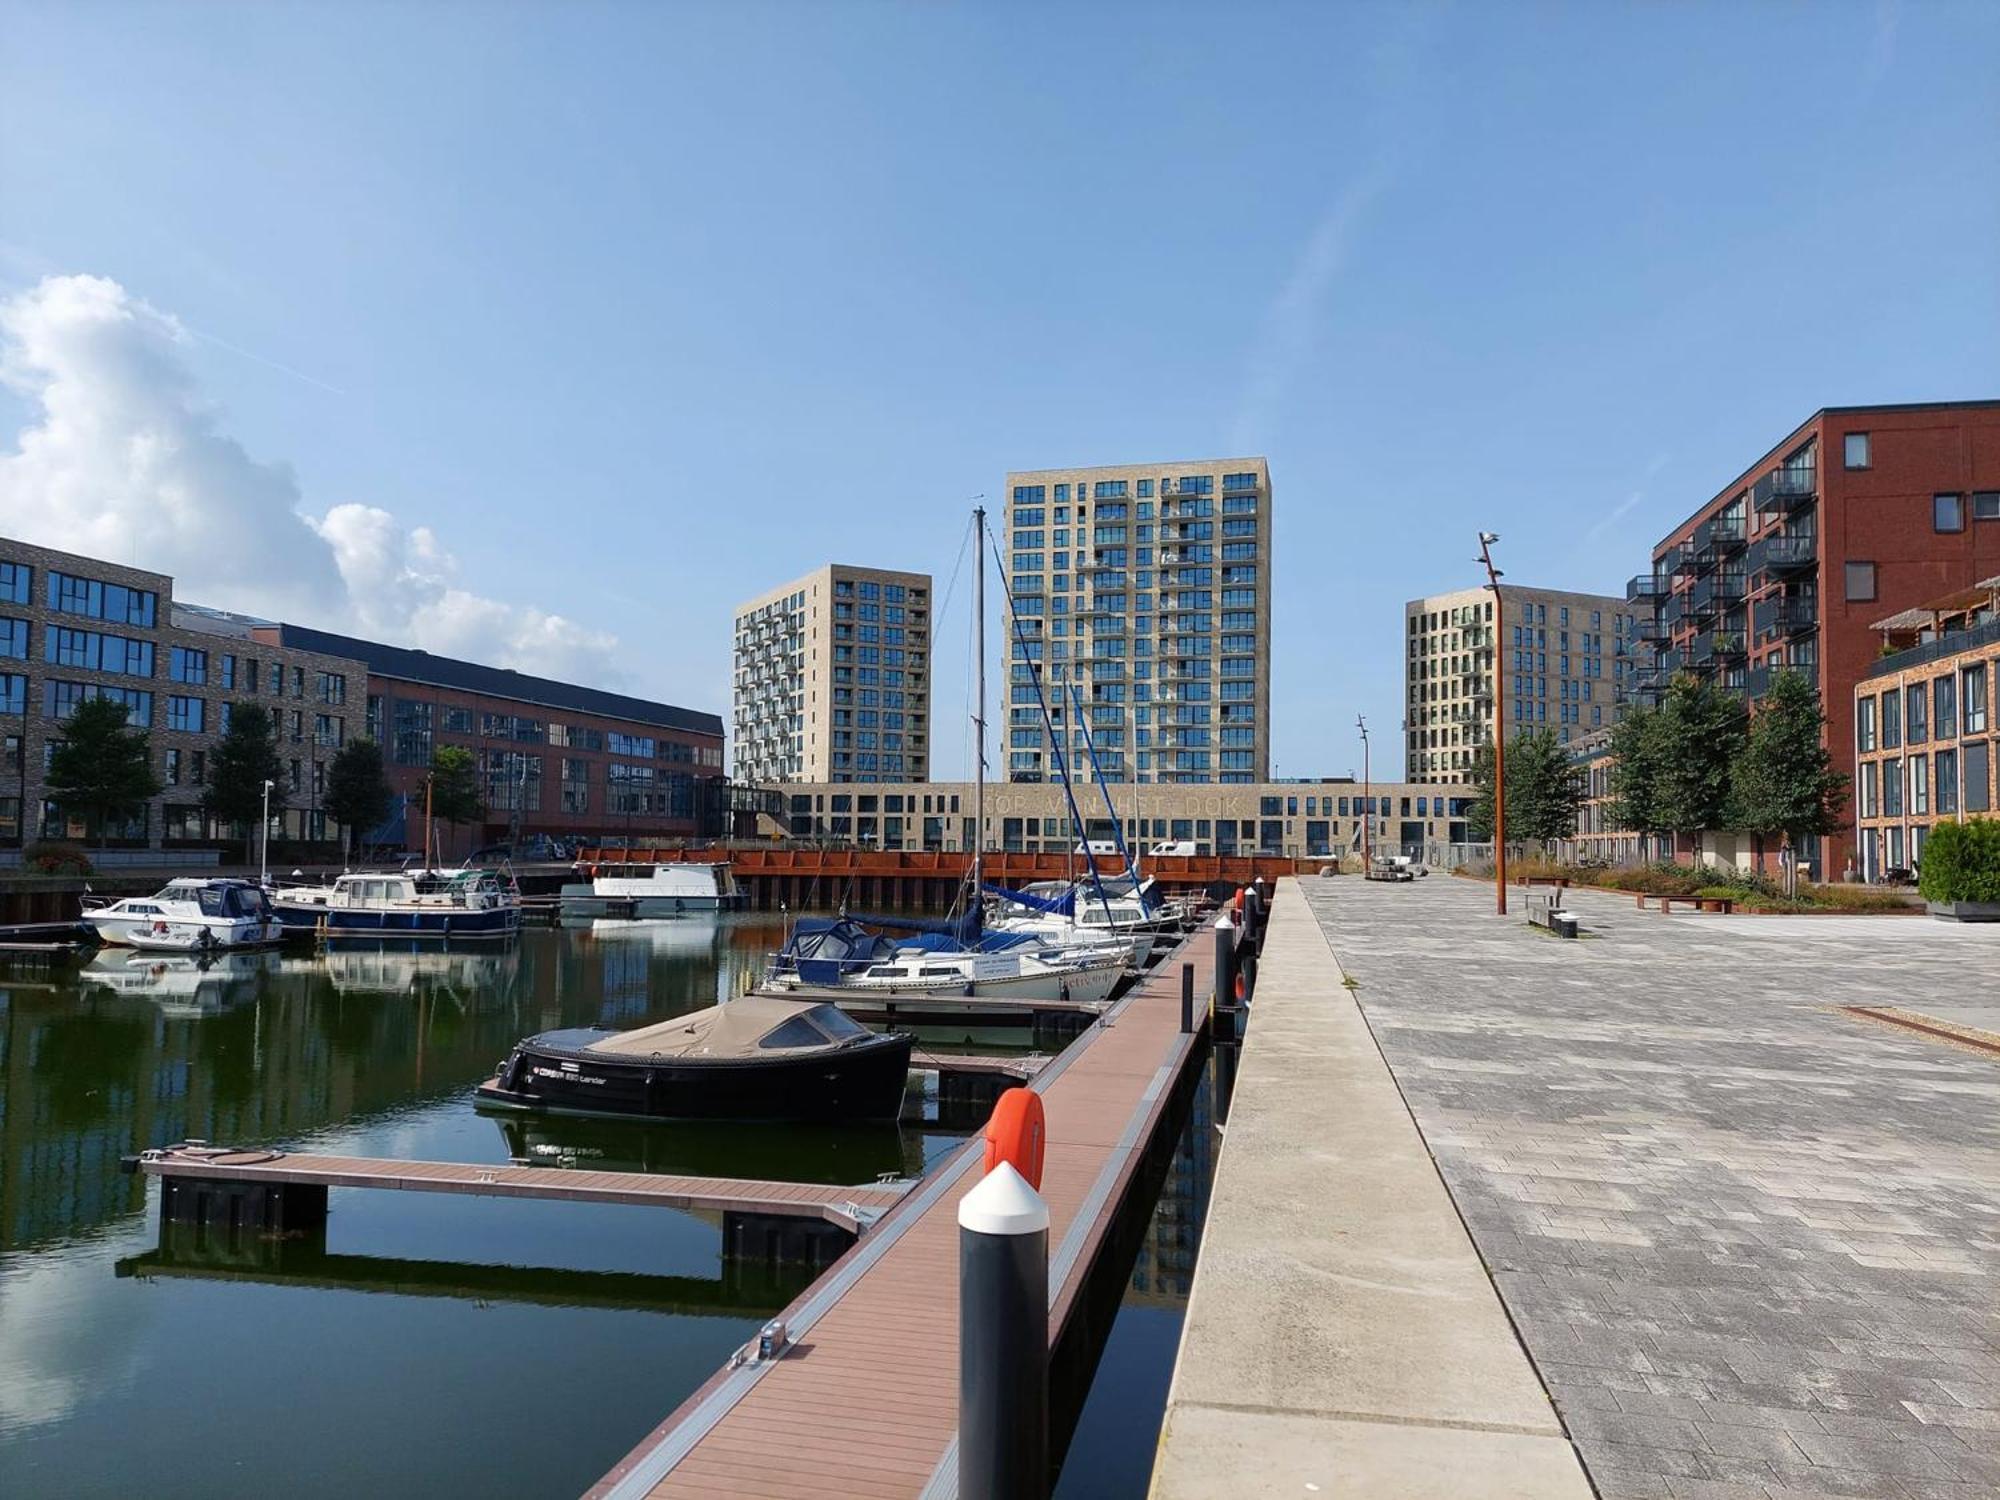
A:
1864 616 2000 681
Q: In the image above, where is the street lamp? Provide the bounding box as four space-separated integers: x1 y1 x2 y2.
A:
1476 532 1506 916
1356 714 1371 865
259 778 275 886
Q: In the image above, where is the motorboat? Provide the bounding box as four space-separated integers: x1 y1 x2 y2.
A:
761 917 1128 1007
559 861 744 916
271 869 520 940
81 878 285 949
475 995 913 1122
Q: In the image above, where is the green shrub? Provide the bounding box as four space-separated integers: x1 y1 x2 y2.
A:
1917 818 2000 904
24 841 92 876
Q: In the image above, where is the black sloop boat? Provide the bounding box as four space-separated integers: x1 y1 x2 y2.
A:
475 996 913 1123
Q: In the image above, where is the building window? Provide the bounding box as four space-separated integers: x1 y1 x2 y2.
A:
170 646 208 684
0 562 30 605
1934 493 1965 533
1937 748 1959 814
1844 562 1877 603
0 675 23 716
1974 491 2000 522
1881 688 1901 749
1906 683 1928 745
1858 760 1878 818
165 748 182 786
1843 432 1870 469
317 672 347 705
1911 754 1929 815
167 695 204 733
1856 695 1876 753
47 570 157 626
1967 740 1991 814
1965 663 1989 734
1936 675 1958 738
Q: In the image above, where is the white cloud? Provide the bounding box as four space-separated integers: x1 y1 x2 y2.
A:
0 273 618 684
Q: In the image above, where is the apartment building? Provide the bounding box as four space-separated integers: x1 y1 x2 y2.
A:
259 624 726 852
732 565 931 785
772 778 1473 860
1405 585 1633 783
1852 575 2000 880
0 536 367 849
1001 459 1272 785
1630 400 2000 870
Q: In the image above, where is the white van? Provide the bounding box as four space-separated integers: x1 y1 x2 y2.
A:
1148 840 1199 858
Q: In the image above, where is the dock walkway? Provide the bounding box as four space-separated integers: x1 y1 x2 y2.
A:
1151 877 1591 1499
589 927 1213 1499
130 1148 908 1232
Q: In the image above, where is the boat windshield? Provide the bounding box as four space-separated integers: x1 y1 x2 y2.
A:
758 1016 833 1050
805 1004 870 1041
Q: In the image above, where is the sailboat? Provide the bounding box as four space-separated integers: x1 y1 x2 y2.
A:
758 504 1131 1006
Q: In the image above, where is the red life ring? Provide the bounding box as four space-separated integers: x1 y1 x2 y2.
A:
981 1087 1046 1191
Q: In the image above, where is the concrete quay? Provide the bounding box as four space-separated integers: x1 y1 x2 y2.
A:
1158 873 2000 1500
1151 878 1592 1499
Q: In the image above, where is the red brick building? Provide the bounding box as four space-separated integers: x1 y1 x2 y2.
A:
1629 400 2000 874
256 624 726 855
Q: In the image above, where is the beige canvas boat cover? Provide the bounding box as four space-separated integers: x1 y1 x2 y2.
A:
583 995 832 1058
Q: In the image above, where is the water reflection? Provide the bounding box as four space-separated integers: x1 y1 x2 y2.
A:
0 921 784 1253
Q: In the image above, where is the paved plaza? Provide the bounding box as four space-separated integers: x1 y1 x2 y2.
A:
1301 876 2000 1500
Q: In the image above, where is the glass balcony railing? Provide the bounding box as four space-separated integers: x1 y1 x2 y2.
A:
1627 574 1668 601
1752 465 1818 513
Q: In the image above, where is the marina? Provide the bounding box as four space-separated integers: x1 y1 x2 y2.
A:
0 912 1225 1498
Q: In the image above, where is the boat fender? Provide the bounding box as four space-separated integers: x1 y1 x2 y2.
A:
981 1087 1045 1191
1060 979 1071 1005
1234 970 1248 1003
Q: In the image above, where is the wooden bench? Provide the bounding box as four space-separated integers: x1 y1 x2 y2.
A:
1519 875 1570 891
1635 892 1734 915
1526 890 1579 938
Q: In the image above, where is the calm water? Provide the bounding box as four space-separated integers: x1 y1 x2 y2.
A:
0 918 1221 1499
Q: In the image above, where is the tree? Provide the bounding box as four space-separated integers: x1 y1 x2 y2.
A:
204 701 288 833
1649 672 1747 843
1606 705 1666 841
1731 668 1848 869
44 697 162 845
325 738 395 861
428 745 484 853
1466 728 1584 850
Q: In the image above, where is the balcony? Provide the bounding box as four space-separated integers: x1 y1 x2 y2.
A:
1749 533 1816 575
1752 464 1818 514
1627 573 1668 602
1689 630 1746 668
1753 596 1819 636
1635 613 1667 643
1693 514 1747 569
1689 572 1745 619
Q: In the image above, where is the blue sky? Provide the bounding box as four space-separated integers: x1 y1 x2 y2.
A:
2 0 1996 779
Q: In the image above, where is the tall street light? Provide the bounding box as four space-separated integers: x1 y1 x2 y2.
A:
1356 714 1371 865
1477 533 1506 916
259 778 275 887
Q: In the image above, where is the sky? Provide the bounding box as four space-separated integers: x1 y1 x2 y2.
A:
2 0 1996 781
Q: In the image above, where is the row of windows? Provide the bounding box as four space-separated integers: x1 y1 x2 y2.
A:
1858 743 1992 819
1859 667 1988 751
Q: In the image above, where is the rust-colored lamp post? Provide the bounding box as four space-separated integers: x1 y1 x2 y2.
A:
1477 533 1506 916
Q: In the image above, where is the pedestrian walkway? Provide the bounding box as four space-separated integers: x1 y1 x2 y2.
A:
1151 880 1592 1499
1302 874 2000 1500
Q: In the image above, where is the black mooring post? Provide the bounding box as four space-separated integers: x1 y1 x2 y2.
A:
1180 961 1195 1034
1252 876 1269 939
959 1163 1049 1500
1244 885 1262 950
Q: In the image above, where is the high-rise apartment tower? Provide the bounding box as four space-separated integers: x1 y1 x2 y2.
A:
732 565 931 784
1002 459 1272 784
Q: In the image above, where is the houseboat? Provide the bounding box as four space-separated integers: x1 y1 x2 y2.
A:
559 861 744 917
271 869 520 941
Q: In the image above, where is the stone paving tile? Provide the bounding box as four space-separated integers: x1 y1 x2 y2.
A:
1302 877 2000 1500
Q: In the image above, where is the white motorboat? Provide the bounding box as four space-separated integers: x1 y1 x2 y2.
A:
82 879 285 950
761 918 1127 1006
559 861 744 916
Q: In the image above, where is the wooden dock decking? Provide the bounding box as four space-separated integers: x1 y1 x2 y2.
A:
588 924 1217 1499
128 1148 911 1232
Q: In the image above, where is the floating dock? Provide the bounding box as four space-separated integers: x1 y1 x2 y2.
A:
586 924 1220 1499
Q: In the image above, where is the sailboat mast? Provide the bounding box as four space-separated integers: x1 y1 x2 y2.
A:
973 504 986 908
